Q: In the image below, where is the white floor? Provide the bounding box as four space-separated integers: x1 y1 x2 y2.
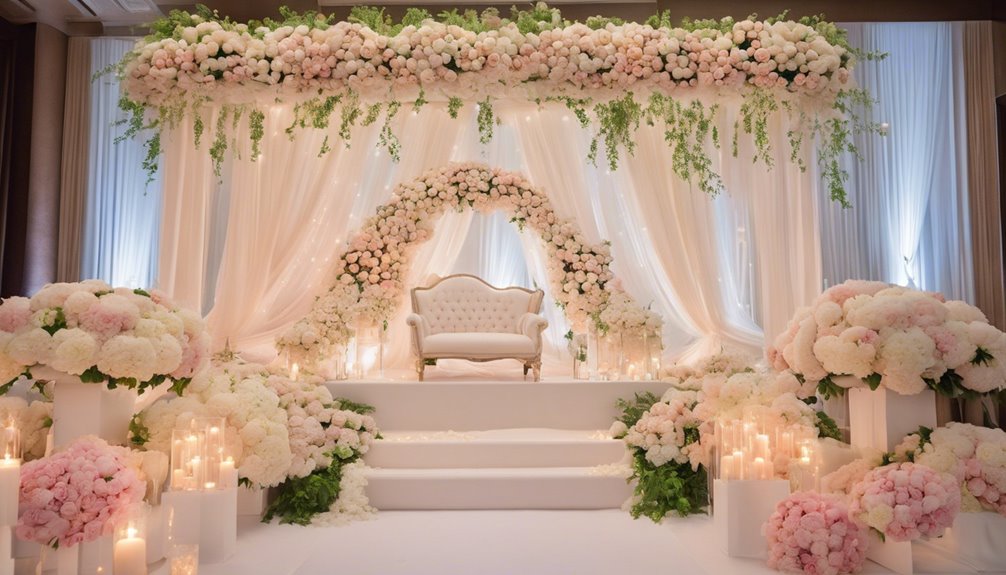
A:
148 510 986 575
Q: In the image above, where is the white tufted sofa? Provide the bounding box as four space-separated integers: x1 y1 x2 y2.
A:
406 274 549 381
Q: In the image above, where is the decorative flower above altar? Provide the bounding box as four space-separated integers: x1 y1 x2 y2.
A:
115 4 883 205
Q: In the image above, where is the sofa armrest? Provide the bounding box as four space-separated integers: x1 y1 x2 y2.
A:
406 313 429 356
518 313 548 348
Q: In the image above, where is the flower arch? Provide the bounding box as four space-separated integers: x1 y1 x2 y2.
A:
278 162 659 365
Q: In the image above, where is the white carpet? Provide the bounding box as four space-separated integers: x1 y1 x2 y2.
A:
148 510 984 575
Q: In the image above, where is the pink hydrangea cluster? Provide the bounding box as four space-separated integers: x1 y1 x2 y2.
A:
16 436 145 548
848 462 960 542
0 280 210 389
122 9 851 106
894 422 1006 516
765 491 868 575
277 162 654 365
769 280 1006 396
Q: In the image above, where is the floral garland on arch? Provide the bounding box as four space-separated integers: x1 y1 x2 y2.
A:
277 162 654 368
115 4 883 205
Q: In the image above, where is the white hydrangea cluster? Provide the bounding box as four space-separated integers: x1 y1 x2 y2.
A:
0 280 209 390
598 290 663 335
769 280 1006 396
139 360 293 488
622 388 704 468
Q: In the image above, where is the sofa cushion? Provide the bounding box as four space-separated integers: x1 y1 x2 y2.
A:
422 332 536 357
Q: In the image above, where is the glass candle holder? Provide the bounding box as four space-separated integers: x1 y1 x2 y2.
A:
169 544 199 575
170 429 206 491
113 509 148 575
193 417 226 490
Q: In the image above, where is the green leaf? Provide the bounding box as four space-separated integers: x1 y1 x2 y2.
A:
628 451 708 522
332 397 375 415
79 366 106 384
616 392 659 428
264 459 347 525
864 373 882 391
816 376 845 400
815 410 842 441
40 307 68 336
132 288 151 297
129 415 150 447
169 377 191 396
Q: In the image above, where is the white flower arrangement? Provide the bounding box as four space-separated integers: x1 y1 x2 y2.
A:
278 163 659 367
138 359 293 488
769 280 1006 397
598 290 663 335
0 280 210 393
0 396 52 461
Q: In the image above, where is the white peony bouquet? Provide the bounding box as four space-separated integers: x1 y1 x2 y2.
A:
769 280 1006 397
0 280 210 393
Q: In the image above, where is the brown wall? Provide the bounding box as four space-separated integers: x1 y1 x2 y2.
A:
24 23 66 293
995 21 1006 98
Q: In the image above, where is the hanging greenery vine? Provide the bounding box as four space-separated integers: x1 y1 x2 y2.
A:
113 3 885 204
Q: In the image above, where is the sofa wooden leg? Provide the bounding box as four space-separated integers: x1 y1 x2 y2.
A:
532 360 541 382
417 359 425 382
523 363 530 378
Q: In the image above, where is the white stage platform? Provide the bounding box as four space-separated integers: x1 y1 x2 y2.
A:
327 378 668 510
148 511 987 575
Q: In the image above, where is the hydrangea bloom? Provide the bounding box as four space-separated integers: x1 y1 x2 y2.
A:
0 397 53 461
769 281 1006 396
0 281 209 391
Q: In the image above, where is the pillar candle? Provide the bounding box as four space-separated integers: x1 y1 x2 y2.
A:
113 527 147 575
754 434 770 460
0 456 19 525
219 458 238 489
720 454 734 480
752 457 769 480
732 450 745 480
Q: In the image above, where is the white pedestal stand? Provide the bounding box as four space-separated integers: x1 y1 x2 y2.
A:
847 386 937 452
199 488 237 564
163 491 202 548
866 530 914 575
924 512 1006 572
42 367 137 449
713 478 791 559
49 534 114 575
237 485 268 517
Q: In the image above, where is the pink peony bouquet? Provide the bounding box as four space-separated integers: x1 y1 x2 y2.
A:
765 491 868 575
17 436 145 548
769 280 1006 397
620 388 704 469
0 280 210 393
278 163 657 366
893 423 1006 515
848 462 959 542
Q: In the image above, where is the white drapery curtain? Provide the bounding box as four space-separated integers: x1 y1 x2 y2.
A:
79 38 162 289
819 22 974 302
156 96 820 367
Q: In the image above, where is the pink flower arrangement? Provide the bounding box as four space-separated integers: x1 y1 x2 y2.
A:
122 10 852 108
769 280 1006 396
893 423 1006 516
16 436 145 548
0 280 210 390
765 491 868 575
848 462 960 542
278 163 655 366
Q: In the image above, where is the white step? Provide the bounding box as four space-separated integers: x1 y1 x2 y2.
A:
367 429 626 469
326 380 670 431
364 466 633 510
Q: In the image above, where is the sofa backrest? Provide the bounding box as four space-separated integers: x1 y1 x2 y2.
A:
411 274 544 335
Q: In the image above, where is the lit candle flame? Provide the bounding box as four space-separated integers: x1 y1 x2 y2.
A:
127 526 137 538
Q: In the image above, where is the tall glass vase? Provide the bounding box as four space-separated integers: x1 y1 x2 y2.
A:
568 333 588 380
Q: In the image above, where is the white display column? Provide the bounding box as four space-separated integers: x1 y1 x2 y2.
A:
846 383 937 452
0 423 20 573
38 367 137 449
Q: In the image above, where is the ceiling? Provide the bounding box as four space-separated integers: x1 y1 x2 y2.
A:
4 0 1005 36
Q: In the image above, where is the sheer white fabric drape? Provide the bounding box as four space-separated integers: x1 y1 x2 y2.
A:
819 22 973 302
80 38 162 289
